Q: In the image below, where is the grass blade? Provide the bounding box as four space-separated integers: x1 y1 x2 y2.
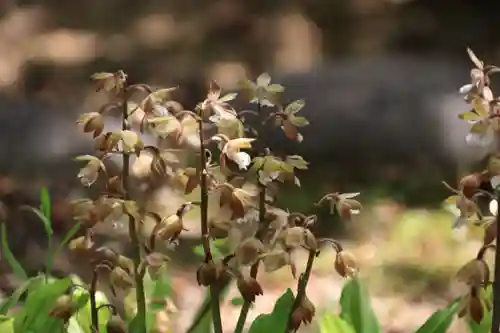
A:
0 223 27 280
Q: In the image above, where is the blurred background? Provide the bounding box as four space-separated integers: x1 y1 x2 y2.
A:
0 0 499 332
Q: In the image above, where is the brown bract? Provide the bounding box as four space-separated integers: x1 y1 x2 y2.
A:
289 295 315 332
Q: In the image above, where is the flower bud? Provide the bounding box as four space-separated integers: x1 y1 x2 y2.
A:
235 237 265 266
456 259 490 288
334 251 358 278
237 272 263 303
196 260 218 287
458 289 485 324
338 199 362 219
49 295 76 322
459 173 482 198
289 295 315 332
110 266 135 295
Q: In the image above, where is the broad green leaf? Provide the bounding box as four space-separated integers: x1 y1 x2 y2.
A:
1 224 27 281
0 276 44 315
339 277 380 333
414 298 460 333
72 286 110 333
15 278 72 333
248 289 295 333
319 313 356 333
0 315 13 333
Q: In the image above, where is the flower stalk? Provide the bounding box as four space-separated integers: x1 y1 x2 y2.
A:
233 100 268 333
122 86 147 333
198 116 224 333
491 151 500 333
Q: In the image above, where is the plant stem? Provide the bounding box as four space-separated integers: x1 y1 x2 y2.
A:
286 250 316 333
90 267 99 333
234 101 267 333
198 119 224 333
491 188 500 333
122 87 147 333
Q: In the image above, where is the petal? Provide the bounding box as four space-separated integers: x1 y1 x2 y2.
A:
231 152 252 170
490 199 498 216
459 83 474 94
491 175 500 190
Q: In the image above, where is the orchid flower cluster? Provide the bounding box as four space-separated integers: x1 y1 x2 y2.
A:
443 48 500 325
66 71 363 333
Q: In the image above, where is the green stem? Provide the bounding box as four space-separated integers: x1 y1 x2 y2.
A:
89 267 99 333
286 250 316 333
198 119 224 333
234 101 266 333
122 86 147 333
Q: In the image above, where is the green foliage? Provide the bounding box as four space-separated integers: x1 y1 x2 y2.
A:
339 277 380 333
1 223 28 281
414 298 460 333
247 289 295 333
319 313 356 333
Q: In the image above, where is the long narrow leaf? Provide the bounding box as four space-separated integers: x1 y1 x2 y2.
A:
414 298 460 333
20 206 52 237
0 276 44 315
40 187 51 222
0 223 27 280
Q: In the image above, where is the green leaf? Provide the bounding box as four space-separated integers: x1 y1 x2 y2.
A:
40 187 51 222
319 313 356 333
248 288 295 333
53 222 82 262
0 276 44 315
21 206 52 238
414 298 460 333
339 277 380 333
285 99 305 115
1 224 28 281
230 297 246 307
15 277 72 333
192 239 226 259
0 315 13 333
72 286 110 333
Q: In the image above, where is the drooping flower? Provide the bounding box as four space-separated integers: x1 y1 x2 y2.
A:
201 81 238 123
211 134 255 170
